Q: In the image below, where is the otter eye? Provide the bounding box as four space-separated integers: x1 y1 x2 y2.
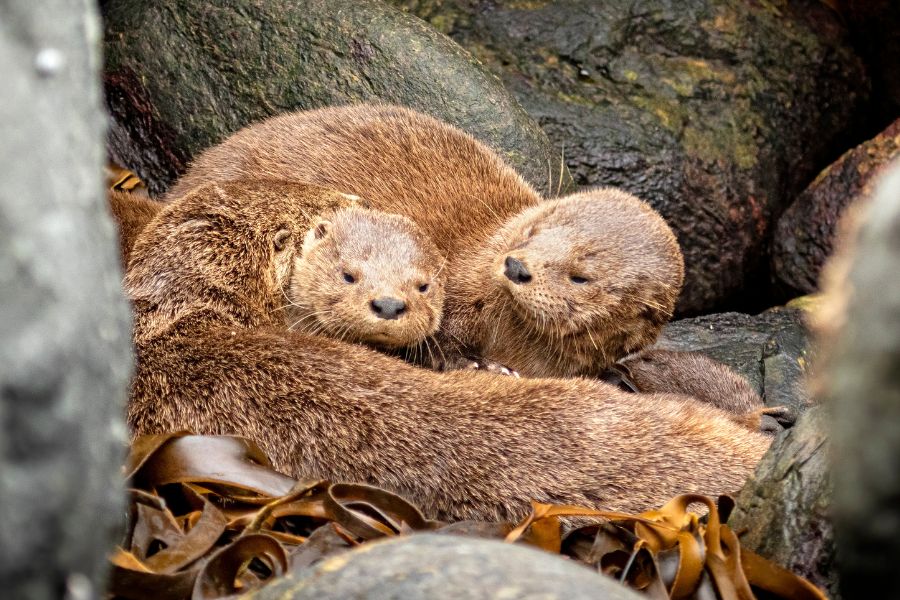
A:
343 272 356 284
418 283 429 293
570 275 589 285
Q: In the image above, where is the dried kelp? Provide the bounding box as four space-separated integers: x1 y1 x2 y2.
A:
109 433 826 600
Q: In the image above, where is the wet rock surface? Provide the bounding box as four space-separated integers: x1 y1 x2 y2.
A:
653 307 812 412
102 0 568 197
391 0 868 314
772 117 900 295
248 534 642 600
730 407 836 598
0 0 133 597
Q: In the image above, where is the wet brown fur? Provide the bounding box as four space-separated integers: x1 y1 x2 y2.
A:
107 190 163 267
616 349 791 432
169 104 684 377
287 207 445 350
127 180 770 522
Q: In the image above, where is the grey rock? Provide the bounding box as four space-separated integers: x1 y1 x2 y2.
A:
0 0 133 598
102 0 569 197
826 160 900 598
391 0 868 313
654 308 812 412
247 534 642 600
730 407 836 598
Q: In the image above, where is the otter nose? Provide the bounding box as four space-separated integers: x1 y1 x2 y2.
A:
370 297 407 320
503 256 532 284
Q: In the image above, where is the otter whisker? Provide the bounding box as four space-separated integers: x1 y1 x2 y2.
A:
556 144 566 198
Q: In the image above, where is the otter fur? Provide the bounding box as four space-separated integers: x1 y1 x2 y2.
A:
169 104 684 377
616 349 794 433
127 179 770 522
107 190 163 267
287 206 445 350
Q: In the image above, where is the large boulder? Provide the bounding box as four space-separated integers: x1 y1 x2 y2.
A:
729 408 836 598
0 0 133 598
653 307 812 412
824 161 900 598
390 0 868 313
248 534 643 600
101 0 568 197
772 117 900 295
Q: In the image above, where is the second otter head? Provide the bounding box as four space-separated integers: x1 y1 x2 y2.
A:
285 206 445 350
487 187 684 375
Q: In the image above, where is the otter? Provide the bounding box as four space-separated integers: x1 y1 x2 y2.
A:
286 206 445 351
169 104 684 377
107 190 163 266
126 179 771 522
612 349 795 433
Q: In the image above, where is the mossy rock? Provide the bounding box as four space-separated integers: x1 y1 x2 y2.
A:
391 0 868 313
730 408 837 598
103 0 569 196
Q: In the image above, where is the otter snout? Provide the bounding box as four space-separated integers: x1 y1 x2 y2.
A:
503 256 532 285
370 297 407 320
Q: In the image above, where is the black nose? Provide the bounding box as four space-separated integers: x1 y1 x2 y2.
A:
503 256 532 284
370 297 407 320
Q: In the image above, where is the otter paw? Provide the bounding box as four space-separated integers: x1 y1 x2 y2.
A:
741 406 797 435
466 359 520 378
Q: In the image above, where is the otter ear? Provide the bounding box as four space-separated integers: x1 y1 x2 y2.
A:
273 228 292 252
302 218 332 254
312 220 330 240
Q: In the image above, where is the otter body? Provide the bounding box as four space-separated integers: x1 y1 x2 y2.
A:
107 190 163 266
127 180 769 522
170 105 684 377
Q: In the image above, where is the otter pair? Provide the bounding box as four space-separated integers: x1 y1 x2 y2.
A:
167 104 684 381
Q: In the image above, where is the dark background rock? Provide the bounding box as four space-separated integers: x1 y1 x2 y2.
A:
390 0 868 314
837 0 900 131
825 161 900 598
102 0 569 197
0 0 133 598
729 407 836 598
249 534 643 600
772 117 900 296
653 308 811 412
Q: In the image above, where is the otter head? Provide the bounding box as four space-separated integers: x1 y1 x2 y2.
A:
488 187 684 374
284 206 445 349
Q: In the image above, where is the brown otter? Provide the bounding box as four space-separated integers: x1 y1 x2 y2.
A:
107 190 163 266
613 349 795 433
169 104 684 377
127 179 770 522
286 206 445 351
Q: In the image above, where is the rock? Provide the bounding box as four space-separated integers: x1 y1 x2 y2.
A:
772 117 900 295
840 1 900 127
729 407 837 598
824 160 900 598
653 308 811 412
0 0 133 598
390 0 868 313
101 0 568 197
247 534 642 600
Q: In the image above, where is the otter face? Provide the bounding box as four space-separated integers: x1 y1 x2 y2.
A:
285 207 445 349
489 188 684 366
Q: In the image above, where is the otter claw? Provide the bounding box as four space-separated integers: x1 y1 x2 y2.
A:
464 359 518 377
